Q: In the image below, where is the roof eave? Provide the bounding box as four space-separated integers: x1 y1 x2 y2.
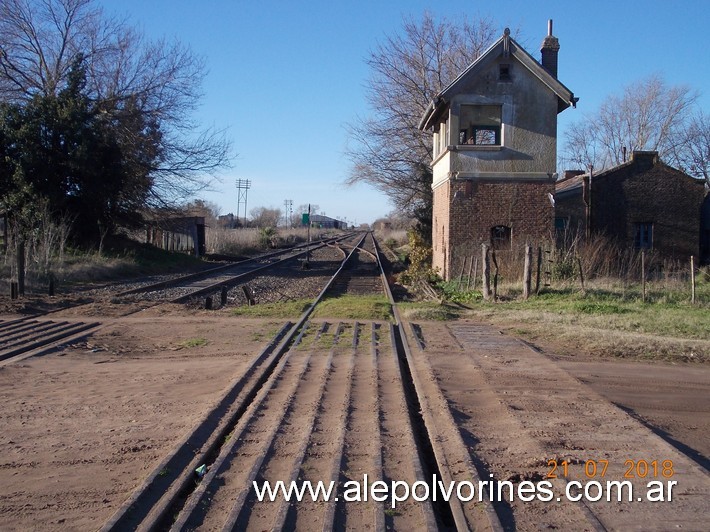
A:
417 31 578 130
508 39 576 111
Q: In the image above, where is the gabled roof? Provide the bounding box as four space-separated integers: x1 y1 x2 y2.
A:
554 151 705 195
418 28 577 131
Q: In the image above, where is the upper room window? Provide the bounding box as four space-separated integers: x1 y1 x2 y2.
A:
499 64 511 81
458 105 501 146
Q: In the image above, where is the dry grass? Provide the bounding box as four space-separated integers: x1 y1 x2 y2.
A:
442 234 704 302
206 226 329 255
450 281 710 364
410 236 710 363
374 228 408 249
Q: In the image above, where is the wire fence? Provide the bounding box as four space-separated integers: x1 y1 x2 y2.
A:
446 235 708 305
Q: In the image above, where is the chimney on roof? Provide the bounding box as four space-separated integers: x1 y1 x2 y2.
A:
564 170 585 180
631 151 659 171
540 19 560 78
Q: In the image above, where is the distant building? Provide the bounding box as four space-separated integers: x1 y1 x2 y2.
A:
218 213 239 228
306 214 343 229
142 216 206 257
555 151 709 260
418 22 576 280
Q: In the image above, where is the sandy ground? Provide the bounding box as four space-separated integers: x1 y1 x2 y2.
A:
407 321 710 530
0 316 284 531
0 311 708 530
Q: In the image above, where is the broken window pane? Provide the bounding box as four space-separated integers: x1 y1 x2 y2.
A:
459 105 501 145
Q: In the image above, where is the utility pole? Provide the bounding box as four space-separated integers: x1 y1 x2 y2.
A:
283 199 293 227
236 178 251 226
303 204 311 269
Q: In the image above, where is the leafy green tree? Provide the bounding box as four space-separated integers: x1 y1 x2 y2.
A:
0 58 157 243
0 0 230 241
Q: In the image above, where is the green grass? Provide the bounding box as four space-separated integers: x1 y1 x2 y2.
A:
398 301 464 321
396 282 709 363
476 289 710 340
176 337 208 349
230 299 312 318
229 295 393 321
311 295 393 321
573 302 629 315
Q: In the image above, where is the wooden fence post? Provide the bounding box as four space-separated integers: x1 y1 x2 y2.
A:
491 250 499 301
458 256 467 289
641 250 646 303
535 246 542 295
577 256 585 294
482 244 491 301
466 256 476 291
523 245 532 300
691 255 696 304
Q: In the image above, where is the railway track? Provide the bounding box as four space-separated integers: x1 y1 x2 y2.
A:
0 317 101 366
118 232 357 303
6 231 708 530
97 232 501 531
0 233 359 365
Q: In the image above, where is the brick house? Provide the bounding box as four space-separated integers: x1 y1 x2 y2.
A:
555 151 709 260
418 22 577 279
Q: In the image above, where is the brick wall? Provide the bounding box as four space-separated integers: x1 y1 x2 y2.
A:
592 159 705 259
434 178 554 280
554 154 706 259
432 182 450 277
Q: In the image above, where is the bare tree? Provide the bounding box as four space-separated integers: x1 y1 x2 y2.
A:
345 12 498 229
295 204 319 220
0 0 230 207
673 110 710 186
249 207 282 228
561 74 699 171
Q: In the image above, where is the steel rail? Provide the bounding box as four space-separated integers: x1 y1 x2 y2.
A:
116 232 356 297
100 232 368 531
373 235 503 532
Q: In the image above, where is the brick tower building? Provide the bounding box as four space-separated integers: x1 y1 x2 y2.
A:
418 22 577 280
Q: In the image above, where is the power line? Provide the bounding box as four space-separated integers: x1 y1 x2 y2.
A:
235 178 251 225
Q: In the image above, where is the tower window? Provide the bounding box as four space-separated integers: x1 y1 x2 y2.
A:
458 105 501 146
499 64 511 81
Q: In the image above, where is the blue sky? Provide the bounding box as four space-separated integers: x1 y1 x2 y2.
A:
99 0 710 225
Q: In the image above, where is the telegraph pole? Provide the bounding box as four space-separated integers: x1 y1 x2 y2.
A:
283 199 293 227
236 178 251 226
303 204 311 269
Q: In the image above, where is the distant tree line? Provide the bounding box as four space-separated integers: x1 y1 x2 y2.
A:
0 0 230 248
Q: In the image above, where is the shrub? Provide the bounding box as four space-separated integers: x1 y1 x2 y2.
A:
258 227 278 248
